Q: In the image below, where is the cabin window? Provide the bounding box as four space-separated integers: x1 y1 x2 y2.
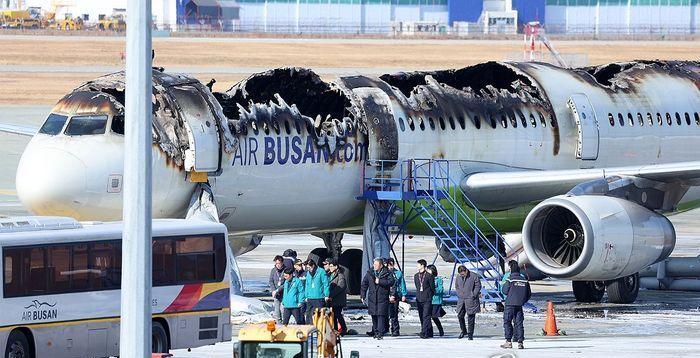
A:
695 113 700 125
637 113 644 126
538 113 547 127
627 113 634 127
272 121 280 135
666 113 672 126
284 120 291 135
473 115 481 129
608 113 615 126
509 113 518 128
500 115 508 128
398 117 405 131
407 117 415 131
438 117 445 130
647 113 653 126
251 121 259 135
457 115 465 129
529 114 537 128
262 122 270 135
294 121 301 134
428 117 436 130
685 113 691 125
675 112 682 125
657 113 663 126
419 117 426 131
489 115 497 129
618 113 625 127
517 110 527 127
448 117 456 130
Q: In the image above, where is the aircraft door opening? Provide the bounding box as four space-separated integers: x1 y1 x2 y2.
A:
568 93 599 161
171 85 221 175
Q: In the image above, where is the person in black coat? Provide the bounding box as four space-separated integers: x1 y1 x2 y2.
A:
324 257 348 336
360 257 395 340
413 259 435 339
500 260 532 350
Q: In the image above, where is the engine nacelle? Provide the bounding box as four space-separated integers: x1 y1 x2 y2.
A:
522 195 675 281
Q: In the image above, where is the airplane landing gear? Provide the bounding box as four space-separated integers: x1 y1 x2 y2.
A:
606 273 640 304
572 280 605 303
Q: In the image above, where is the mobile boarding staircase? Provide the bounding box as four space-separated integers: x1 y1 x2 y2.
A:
359 159 510 303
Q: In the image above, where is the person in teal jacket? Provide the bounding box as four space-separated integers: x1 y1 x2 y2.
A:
281 268 305 325
304 259 330 324
427 265 445 337
386 258 407 336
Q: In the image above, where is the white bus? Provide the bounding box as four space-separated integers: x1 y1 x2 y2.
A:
0 216 233 358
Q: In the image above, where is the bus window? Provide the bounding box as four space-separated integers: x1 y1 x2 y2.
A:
71 244 89 290
48 245 70 292
28 247 47 294
153 239 175 286
89 242 118 290
176 236 215 283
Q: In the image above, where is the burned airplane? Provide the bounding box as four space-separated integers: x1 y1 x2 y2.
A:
6 60 700 304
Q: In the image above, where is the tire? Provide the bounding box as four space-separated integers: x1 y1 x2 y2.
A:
307 247 329 267
5 330 32 358
572 280 605 303
339 248 363 295
98 24 104 30
151 321 169 353
606 273 640 304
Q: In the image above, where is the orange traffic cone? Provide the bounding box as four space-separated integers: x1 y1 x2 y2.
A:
543 301 560 336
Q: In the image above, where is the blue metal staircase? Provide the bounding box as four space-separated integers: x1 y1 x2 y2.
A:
360 159 511 303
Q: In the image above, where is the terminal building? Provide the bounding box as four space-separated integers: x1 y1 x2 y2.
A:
1 0 698 34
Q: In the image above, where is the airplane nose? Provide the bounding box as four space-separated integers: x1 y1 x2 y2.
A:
16 146 87 217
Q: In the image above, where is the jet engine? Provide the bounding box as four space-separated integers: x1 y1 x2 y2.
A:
522 195 675 281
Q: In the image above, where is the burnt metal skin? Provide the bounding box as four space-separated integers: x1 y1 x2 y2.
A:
20 61 700 237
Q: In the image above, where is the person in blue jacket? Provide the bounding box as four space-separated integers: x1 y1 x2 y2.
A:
304 259 330 325
281 268 305 325
427 264 445 337
386 258 407 336
500 260 532 350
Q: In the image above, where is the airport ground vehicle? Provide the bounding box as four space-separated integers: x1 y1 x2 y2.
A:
97 9 126 31
0 9 40 29
48 13 83 30
0 216 233 358
235 308 342 358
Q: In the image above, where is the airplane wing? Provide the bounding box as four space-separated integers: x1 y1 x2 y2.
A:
0 123 39 137
461 161 700 211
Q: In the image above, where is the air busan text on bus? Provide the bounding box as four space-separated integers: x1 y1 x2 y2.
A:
2 60 700 305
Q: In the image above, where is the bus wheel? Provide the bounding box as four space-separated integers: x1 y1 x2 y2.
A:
5 330 32 358
152 321 169 353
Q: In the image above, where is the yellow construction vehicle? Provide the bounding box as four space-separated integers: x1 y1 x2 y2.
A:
97 8 126 31
0 9 40 29
49 13 83 30
235 308 347 358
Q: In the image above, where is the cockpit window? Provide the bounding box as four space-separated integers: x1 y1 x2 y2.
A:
64 115 108 136
111 115 124 135
38 113 68 135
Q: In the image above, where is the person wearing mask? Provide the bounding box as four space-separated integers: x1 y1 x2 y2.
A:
304 259 330 325
500 260 532 350
455 265 481 340
360 257 395 340
269 255 285 323
386 258 406 336
281 268 305 325
414 259 435 339
324 258 348 335
427 265 445 337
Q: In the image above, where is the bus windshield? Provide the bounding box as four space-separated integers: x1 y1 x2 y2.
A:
64 114 108 136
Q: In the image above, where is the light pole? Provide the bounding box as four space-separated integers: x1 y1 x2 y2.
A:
119 0 153 357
